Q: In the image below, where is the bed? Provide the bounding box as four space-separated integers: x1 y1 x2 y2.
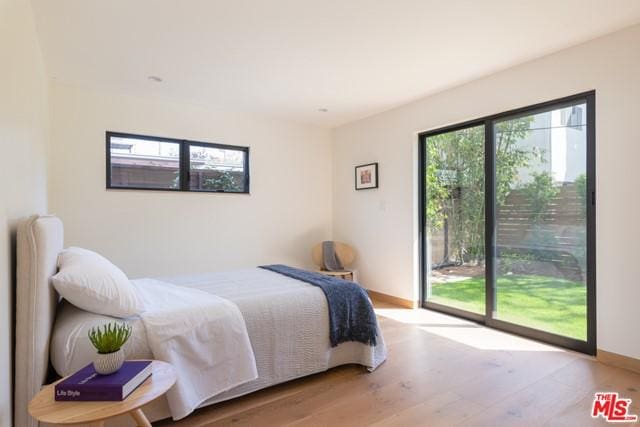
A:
14 215 387 426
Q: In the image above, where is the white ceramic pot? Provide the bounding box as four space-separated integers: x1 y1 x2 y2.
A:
93 348 125 375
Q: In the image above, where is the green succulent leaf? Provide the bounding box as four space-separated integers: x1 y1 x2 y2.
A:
88 322 132 354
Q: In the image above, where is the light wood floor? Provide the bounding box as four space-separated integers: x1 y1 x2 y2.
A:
160 301 640 426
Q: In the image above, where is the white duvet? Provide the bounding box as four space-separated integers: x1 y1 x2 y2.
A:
132 279 258 420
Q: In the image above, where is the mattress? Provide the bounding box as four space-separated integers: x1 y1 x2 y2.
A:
50 267 387 417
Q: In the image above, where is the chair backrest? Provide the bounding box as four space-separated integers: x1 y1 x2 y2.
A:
311 241 356 269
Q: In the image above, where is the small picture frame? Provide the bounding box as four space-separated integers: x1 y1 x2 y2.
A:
355 162 379 190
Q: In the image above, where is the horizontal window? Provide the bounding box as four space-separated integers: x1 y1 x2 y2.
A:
106 132 249 193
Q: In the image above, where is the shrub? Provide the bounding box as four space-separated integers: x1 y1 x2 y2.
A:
522 171 559 223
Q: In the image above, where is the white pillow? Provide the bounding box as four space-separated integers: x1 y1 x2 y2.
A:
51 247 140 318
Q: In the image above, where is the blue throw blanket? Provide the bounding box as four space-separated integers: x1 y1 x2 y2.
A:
259 265 378 347
322 241 344 271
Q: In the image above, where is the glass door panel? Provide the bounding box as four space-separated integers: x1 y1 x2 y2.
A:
424 125 485 315
494 102 588 340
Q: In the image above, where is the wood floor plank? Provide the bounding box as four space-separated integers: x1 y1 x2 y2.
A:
544 392 613 427
369 391 484 427
461 377 589 427
448 349 578 408
548 357 621 390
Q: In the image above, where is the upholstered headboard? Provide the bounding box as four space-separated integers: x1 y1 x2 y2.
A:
14 215 63 427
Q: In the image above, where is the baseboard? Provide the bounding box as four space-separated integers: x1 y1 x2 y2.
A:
367 289 417 309
597 349 640 374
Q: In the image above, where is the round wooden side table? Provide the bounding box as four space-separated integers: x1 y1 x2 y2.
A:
28 360 176 427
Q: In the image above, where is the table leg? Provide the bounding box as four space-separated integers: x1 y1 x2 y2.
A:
129 408 152 427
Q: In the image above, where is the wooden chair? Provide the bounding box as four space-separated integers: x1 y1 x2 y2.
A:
311 242 356 281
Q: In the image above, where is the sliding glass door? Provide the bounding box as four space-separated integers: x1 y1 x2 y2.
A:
420 92 595 353
423 124 486 318
493 104 589 340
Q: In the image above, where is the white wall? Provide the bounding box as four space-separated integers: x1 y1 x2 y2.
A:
333 25 640 359
49 83 332 278
0 0 50 424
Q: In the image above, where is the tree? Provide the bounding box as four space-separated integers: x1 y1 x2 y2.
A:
203 170 241 192
522 171 559 223
426 117 532 264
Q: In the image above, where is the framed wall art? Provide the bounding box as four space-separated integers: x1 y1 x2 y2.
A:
355 162 378 190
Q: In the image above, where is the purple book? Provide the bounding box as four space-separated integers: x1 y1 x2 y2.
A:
55 360 153 401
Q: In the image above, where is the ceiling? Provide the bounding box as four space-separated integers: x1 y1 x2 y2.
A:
30 0 640 128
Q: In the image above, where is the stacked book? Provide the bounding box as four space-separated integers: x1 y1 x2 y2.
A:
55 360 153 401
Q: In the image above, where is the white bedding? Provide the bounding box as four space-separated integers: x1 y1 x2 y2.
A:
133 278 257 420
51 268 387 418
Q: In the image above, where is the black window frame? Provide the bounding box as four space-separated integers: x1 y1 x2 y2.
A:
106 131 250 194
418 91 596 355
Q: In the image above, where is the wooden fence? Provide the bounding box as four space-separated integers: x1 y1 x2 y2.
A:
429 183 587 281
497 183 586 281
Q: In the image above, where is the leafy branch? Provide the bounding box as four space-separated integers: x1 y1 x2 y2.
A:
425 117 533 264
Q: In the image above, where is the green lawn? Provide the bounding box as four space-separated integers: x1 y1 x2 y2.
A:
430 274 587 340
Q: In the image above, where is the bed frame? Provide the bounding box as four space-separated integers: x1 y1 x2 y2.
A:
15 215 63 427
14 215 386 426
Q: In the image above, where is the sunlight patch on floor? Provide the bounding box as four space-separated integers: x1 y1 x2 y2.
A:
375 307 472 325
375 307 564 352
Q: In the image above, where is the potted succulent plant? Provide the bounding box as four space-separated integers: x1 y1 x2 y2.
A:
88 322 132 375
